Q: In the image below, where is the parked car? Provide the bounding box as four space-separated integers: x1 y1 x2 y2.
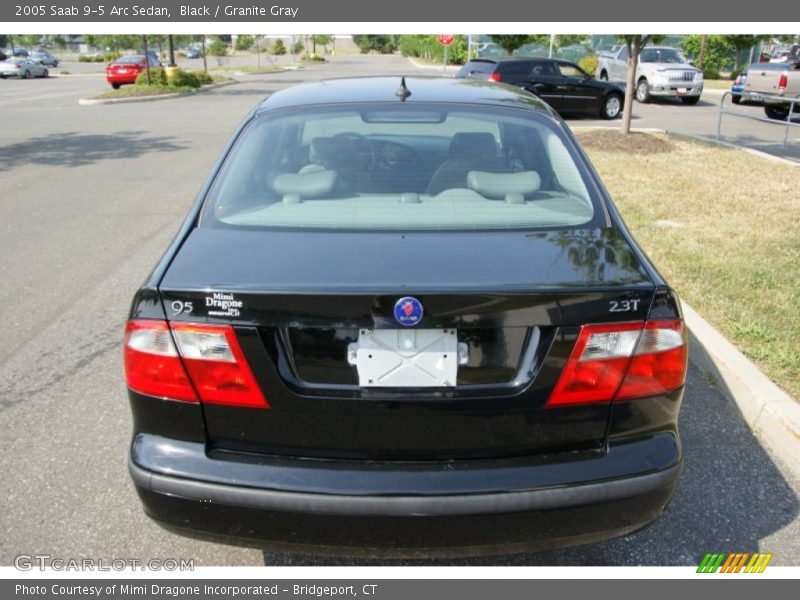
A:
0 50 7 62
185 47 202 59
106 54 161 89
0 57 49 79
743 60 800 120
596 45 703 105
124 76 688 555
456 57 625 119
12 48 29 57
732 62 787 105
29 50 59 67
731 72 752 104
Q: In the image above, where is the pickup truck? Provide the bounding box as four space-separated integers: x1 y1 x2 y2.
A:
596 45 703 105
743 61 800 120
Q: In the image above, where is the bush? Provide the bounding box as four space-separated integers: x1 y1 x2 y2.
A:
578 55 598 77
135 66 167 85
303 53 327 62
271 39 287 56
104 51 120 62
169 69 202 88
398 35 467 64
292 41 304 55
352 35 399 54
207 38 227 57
79 54 106 63
192 70 213 85
234 35 254 51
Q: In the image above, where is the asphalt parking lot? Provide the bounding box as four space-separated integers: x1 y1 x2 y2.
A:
0 53 798 566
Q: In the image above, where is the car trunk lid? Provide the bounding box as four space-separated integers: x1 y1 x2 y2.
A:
158 227 656 460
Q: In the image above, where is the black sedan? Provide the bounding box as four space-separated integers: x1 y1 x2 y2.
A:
457 57 625 119
125 76 686 557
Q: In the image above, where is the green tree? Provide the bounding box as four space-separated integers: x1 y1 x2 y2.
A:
489 35 532 55
235 35 254 51
683 35 733 79
721 35 770 72
553 35 587 50
312 34 332 53
271 39 287 56
208 38 227 57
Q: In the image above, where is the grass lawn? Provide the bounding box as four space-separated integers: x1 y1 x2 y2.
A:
94 83 195 99
576 129 799 399
92 77 230 99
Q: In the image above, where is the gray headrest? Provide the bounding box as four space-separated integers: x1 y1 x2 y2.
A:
273 169 336 200
467 170 541 199
448 132 497 161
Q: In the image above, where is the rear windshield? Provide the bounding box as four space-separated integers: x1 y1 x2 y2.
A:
115 55 145 64
202 103 600 231
455 61 497 77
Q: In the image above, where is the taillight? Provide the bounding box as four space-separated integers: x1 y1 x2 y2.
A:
124 320 269 408
124 320 197 402
547 319 687 407
171 323 269 408
734 75 741 85
489 72 502 83
778 72 788 92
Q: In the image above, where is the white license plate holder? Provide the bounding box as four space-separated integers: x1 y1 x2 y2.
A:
347 329 462 388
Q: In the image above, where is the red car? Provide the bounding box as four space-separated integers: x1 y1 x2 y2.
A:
106 54 161 89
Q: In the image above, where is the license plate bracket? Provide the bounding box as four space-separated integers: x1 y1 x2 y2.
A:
347 329 463 388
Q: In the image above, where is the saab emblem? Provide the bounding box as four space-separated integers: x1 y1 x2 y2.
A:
393 297 423 327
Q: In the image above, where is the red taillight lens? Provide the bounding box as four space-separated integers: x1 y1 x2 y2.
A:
489 72 502 83
124 320 269 409
124 320 197 402
616 320 688 400
171 323 269 409
778 72 788 91
547 319 687 407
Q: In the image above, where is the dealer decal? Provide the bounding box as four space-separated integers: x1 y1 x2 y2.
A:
205 292 243 318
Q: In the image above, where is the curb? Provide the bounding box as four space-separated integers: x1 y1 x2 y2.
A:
406 56 459 74
683 302 800 476
78 79 238 106
678 133 800 167
231 66 300 76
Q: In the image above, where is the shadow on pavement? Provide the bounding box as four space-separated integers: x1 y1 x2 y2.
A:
0 130 186 170
261 364 799 566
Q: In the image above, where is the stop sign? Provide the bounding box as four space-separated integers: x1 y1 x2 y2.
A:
437 34 455 47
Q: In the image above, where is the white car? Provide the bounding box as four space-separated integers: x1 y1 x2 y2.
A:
0 57 49 79
596 45 703 105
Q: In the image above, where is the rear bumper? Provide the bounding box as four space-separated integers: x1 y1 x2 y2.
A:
129 432 682 556
106 73 138 85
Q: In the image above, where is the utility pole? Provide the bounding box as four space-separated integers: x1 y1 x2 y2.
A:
142 35 151 85
168 35 176 67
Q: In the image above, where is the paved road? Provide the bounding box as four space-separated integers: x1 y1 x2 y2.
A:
0 53 797 567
